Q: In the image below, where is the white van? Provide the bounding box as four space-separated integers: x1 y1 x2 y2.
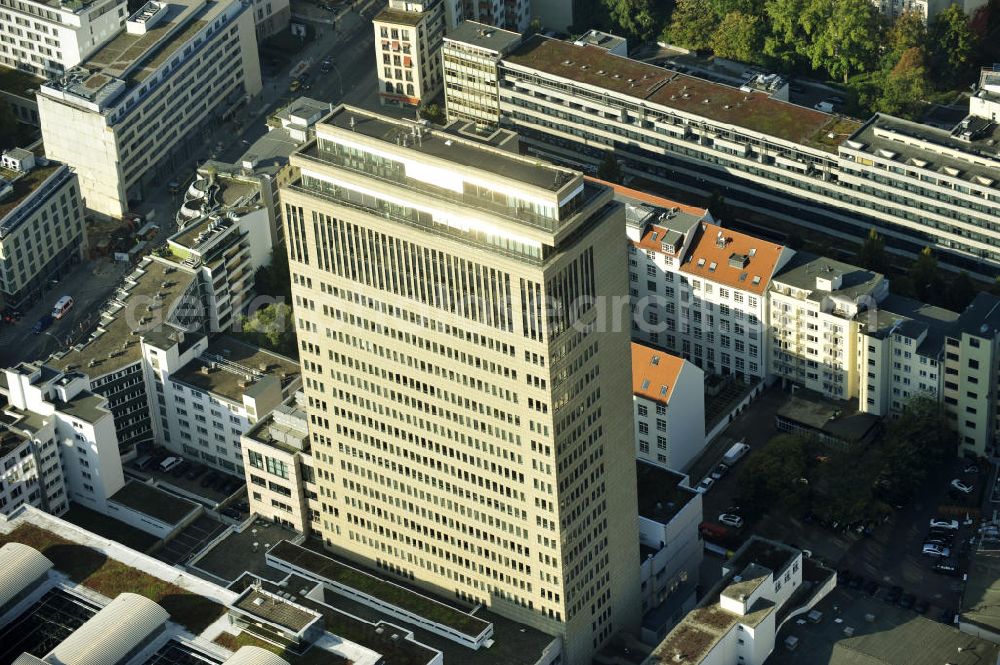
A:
51 295 74 319
159 456 182 472
723 441 751 465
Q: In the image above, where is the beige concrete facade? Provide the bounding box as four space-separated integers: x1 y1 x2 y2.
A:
280 106 641 664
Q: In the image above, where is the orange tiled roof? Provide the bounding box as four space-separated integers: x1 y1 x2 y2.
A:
631 342 686 404
679 223 785 296
634 223 683 255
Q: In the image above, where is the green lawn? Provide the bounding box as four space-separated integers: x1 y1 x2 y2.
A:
0 524 224 634
61 503 161 552
215 631 349 665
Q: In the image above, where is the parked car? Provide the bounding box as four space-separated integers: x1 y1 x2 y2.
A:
722 441 750 465
837 570 853 586
814 101 835 113
928 527 955 540
289 79 302 92
963 463 980 474
159 456 182 472
51 295 74 320
914 599 929 614
200 471 218 488
212 475 230 492
934 559 960 576
922 544 951 557
695 477 715 494
899 593 915 609
710 463 729 480
951 479 974 494
719 513 743 528
930 519 959 530
185 465 207 481
849 575 865 590
886 585 903 603
864 579 879 596
171 460 189 477
31 314 54 335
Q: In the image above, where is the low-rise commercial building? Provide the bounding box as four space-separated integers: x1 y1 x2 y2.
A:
0 362 124 513
374 0 444 108
0 148 85 309
646 538 835 665
37 0 262 218
0 0 126 76
141 334 300 476
631 342 705 470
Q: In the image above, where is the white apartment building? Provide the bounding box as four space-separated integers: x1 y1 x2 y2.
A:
629 212 793 382
0 0 126 76
873 0 987 22
0 363 125 512
374 0 444 108
37 0 262 218
631 342 705 471
647 538 834 665
0 148 86 309
858 294 957 418
442 21 521 129
769 254 888 401
0 424 66 516
141 333 300 476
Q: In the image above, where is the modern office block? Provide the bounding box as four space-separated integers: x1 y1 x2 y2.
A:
442 21 521 129
281 105 642 663
373 0 444 108
0 148 86 309
37 0 262 218
0 0 126 76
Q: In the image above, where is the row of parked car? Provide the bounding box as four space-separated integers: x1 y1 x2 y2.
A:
696 441 750 494
923 518 960 559
135 453 243 496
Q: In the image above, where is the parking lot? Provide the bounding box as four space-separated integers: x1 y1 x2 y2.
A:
154 515 228 566
129 453 245 506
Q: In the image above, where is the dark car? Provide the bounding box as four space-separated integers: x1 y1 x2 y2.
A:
32 314 54 334
837 570 853 586
220 507 242 520
914 599 929 614
200 471 218 488
185 465 207 481
171 460 189 476
864 580 879 596
899 593 915 609
886 585 903 603
849 574 865 590
934 559 961 576
939 609 955 624
212 475 230 492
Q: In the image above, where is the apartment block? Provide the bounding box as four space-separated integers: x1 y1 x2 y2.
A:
0 148 86 309
442 21 521 129
141 333 300 477
631 342 705 470
941 293 1000 457
0 363 125 512
374 0 444 108
282 105 642 663
0 0 126 76
873 0 987 22
37 0 262 218
647 538 834 665
48 256 202 453
241 390 318 532
858 294 957 418
769 254 888 401
479 35 1000 275
249 0 289 40
627 202 792 381
0 422 67 516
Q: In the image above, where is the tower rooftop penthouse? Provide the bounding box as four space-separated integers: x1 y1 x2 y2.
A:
294 106 603 250
504 36 862 151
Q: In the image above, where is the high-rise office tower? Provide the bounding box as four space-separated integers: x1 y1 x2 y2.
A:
281 105 641 663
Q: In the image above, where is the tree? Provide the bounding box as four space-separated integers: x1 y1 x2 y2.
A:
735 434 810 516
929 4 977 83
604 0 662 41
710 12 764 63
596 151 622 183
887 11 927 56
254 247 291 301
418 103 446 125
876 47 931 118
945 271 977 310
801 0 881 82
909 246 943 302
857 228 888 273
662 0 720 51
239 303 297 358
763 0 806 64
